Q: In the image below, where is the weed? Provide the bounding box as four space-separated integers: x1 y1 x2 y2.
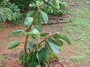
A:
0 55 4 66
73 55 84 62
0 24 5 32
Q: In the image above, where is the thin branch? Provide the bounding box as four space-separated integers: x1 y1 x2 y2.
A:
30 33 56 55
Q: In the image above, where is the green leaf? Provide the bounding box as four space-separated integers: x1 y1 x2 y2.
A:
52 52 59 61
55 0 60 9
49 38 63 47
29 3 36 8
25 28 41 36
45 41 59 61
36 1 43 6
18 51 23 60
24 17 33 28
40 33 48 37
12 30 23 34
27 55 33 64
53 34 61 39
23 54 28 64
61 35 72 45
7 41 20 49
26 10 35 17
18 51 23 64
48 42 60 55
32 28 41 35
38 48 47 62
40 10 48 24
44 60 49 67
45 41 53 54
25 32 36 36
28 41 33 51
38 22 43 32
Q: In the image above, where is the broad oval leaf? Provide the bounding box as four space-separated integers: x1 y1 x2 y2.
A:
25 29 41 36
38 22 43 32
53 34 61 39
7 41 20 49
52 52 59 61
40 33 48 37
28 41 33 51
49 42 60 55
49 38 63 47
26 10 35 17
23 54 28 64
55 0 60 9
25 32 36 36
24 17 33 28
38 48 46 62
61 35 72 45
12 30 23 34
32 28 41 35
40 10 48 24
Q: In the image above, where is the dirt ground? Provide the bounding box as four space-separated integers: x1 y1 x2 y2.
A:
0 0 90 67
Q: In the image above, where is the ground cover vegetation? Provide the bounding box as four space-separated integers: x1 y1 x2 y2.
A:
0 0 21 24
0 0 68 24
60 0 90 65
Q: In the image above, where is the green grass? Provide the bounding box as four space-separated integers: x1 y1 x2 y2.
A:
0 24 5 32
0 54 11 66
0 55 4 66
60 0 90 65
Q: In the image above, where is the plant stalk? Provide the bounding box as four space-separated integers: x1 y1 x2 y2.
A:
30 33 55 55
24 5 42 54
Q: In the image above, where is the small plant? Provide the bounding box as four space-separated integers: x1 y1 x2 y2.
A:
0 24 5 31
7 1 71 67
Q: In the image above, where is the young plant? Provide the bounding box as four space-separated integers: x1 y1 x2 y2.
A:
7 1 71 67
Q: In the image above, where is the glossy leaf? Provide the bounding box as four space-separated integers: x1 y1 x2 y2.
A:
23 54 28 64
49 42 60 55
38 22 43 32
26 10 35 17
52 52 59 61
45 41 59 61
25 27 41 36
55 0 60 9
45 41 53 54
28 41 33 51
7 41 20 49
40 33 48 37
38 48 46 62
29 3 36 8
28 51 39 66
49 38 63 46
25 32 36 36
24 17 33 28
40 10 48 24
12 30 23 34
18 51 23 64
53 34 61 39
61 35 72 45
32 28 41 35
